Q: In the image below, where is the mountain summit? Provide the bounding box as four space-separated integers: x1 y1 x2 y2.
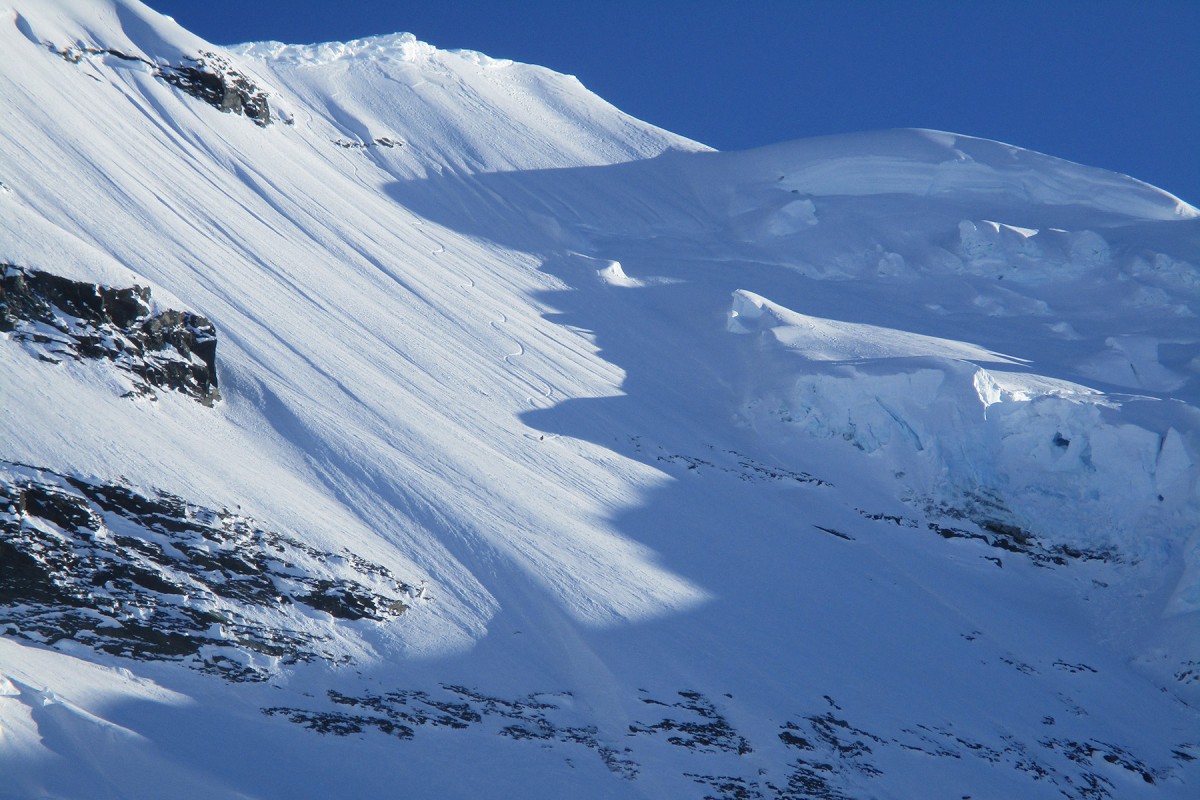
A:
2 2 1197 798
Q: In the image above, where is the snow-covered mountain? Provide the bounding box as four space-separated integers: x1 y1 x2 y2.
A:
2 2 1198 798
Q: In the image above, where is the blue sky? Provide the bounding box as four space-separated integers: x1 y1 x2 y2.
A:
146 0 1199 204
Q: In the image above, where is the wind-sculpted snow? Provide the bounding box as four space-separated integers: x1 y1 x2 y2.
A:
726 288 1200 582
715 128 1199 221
386 138 1200 614
1 1 1198 798
726 289 1026 362
229 30 703 178
231 33 451 66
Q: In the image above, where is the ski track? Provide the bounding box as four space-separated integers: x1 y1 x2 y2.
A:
488 313 555 406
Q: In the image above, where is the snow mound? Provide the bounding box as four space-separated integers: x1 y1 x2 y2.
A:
233 34 519 73
232 33 439 65
727 289 1023 363
720 129 1198 220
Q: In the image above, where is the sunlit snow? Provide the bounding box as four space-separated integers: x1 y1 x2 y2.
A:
1 2 1197 798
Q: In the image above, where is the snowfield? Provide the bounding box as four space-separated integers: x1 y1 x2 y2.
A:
1 2 1198 798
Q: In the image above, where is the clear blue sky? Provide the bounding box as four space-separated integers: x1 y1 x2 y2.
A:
146 0 1199 204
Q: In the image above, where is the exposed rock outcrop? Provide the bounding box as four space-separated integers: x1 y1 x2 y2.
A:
1 264 220 404
265 686 1177 800
51 44 271 126
0 461 416 682
158 50 271 125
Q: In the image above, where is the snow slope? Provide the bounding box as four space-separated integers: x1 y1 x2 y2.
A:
2 2 1198 798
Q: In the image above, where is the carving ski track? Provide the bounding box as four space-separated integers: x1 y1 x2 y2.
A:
489 313 554 406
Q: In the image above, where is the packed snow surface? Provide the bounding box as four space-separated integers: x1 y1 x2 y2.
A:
1 2 1198 798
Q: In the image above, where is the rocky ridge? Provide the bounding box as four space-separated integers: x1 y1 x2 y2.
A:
50 43 271 125
0 460 417 682
1 264 220 403
261 685 1193 800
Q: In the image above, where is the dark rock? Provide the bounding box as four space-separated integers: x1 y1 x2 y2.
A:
686 773 765 800
813 525 854 541
158 51 271 126
50 44 271 126
265 685 1179 799
778 724 814 750
261 707 415 739
630 437 830 487
1 264 219 404
909 500 1118 567
0 461 414 681
266 684 639 779
333 136 406 151
629 690 752 755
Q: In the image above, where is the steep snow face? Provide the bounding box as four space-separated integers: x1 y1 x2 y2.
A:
0 0 708 669
229 33 701 177
2 2 1199 799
